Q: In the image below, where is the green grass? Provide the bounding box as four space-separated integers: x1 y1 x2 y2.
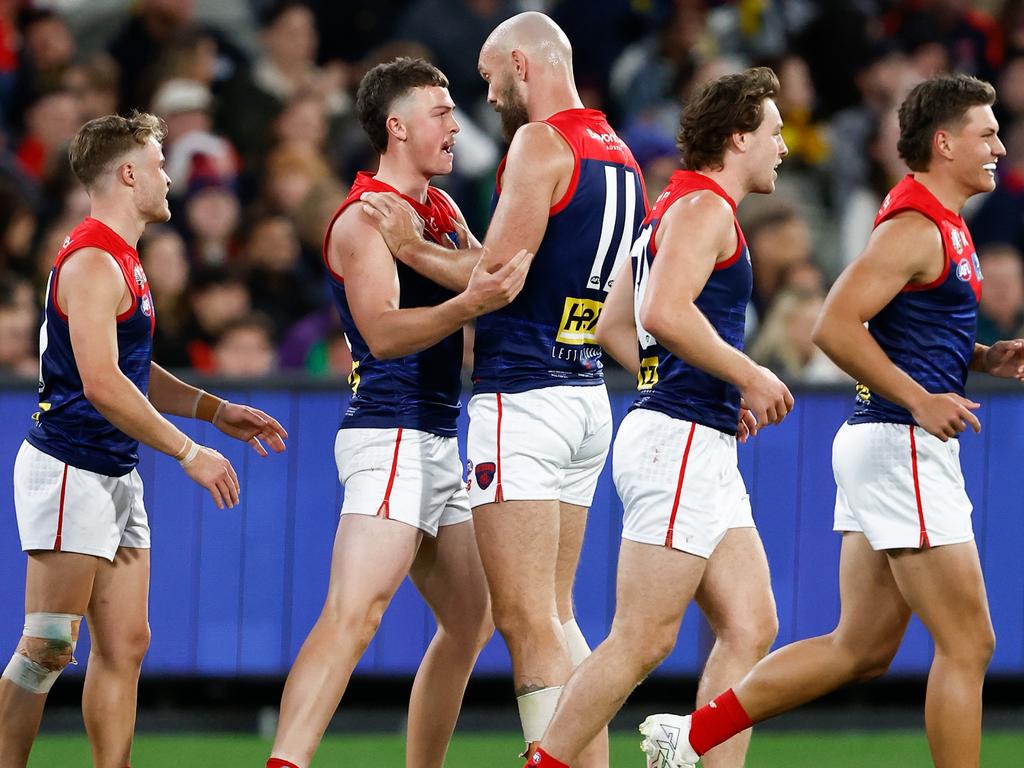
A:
28 731 1024 767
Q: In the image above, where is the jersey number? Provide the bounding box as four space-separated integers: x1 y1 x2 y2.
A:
587 166 640 293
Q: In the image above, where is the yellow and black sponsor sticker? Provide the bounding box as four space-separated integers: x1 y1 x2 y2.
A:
556 297 603 345
637 356 659 390
855 382 871 402
348 360 360 395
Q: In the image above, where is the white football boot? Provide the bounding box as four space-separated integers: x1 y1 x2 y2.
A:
639 713 699 768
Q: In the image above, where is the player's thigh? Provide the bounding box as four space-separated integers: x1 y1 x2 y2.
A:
472 499 561 609
86 546 151 658
610 540 706 655
833 532 912 659
886 541 993 653
323 515 423 615
695 527 776 644
411 520 491 636
554 502 587 601
24 550 100 615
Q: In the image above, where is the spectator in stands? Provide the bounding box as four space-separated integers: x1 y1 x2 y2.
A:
12 8 76 120
184 268 251 373
742 197 813 318
62 54 120 123
140 226 192 369
749 287 847 384
0 273 37 376
976 244 1024 346
15 88 80 182
216 0 350 173
182 171 241 268
212 312 278 378
243 214 323 333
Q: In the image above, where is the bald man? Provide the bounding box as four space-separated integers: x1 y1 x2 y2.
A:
361 13 647 765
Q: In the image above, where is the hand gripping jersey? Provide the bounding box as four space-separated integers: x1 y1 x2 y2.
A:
471 109 647 394
27 217 155 476
630 171 752 434
849 174 982 427
323 173 463 437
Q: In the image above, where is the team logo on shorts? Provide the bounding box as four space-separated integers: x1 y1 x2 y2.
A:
956 258 972 282
474 462 496 490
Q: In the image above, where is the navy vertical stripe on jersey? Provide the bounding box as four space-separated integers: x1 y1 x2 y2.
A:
849 174 982 428
629 171 752 435
323 173 463 438
27 217 155 477
471 109 647 395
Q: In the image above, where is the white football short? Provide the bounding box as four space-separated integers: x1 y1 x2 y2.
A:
335 427 472 537
614 408 754 559
466 385 612 508
14 440 150 561
832 421 973 550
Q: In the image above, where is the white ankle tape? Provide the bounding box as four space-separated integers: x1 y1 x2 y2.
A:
516 685 563 743
2 653 61 694
562 618 591 667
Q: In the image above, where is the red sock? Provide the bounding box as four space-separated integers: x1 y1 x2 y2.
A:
688 688 754 756
267 759 300 768
524 747 570 768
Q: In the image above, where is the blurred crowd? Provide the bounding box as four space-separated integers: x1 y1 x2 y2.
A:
0 0 1022 384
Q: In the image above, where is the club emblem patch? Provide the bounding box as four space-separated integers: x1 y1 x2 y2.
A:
474 461 496 490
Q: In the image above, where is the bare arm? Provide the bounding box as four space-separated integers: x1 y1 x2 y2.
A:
149 363 288 455
969 340 1024 379
333 208 530 360
361 122 570 286
59 249 240 507
639 193 793 427
594 259 640 375
358 189 481 292
812 212 981 440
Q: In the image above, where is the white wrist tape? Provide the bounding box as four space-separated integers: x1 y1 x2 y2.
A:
190 389 206 419
516 685 563 743
178 439 200 467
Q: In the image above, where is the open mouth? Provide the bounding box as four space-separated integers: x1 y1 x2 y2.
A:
983 162 997 173
441 139 455 156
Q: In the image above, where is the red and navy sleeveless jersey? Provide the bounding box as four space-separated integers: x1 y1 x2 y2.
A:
27 217 155 476
472 109 647 394
849 175 982 427
323 173 463 437
630 171 752 434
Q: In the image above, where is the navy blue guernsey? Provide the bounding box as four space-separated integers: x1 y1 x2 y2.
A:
472 109 647 394
27 217 155 476
849 174 982 427
324 173 463 437
630 171 752 434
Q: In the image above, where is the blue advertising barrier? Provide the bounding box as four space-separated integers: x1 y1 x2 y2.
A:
1 382 1021 678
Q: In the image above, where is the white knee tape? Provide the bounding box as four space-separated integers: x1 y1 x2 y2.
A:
23 612 80 654
2 653 61 694
562 618 591 668
1 612 81 693
516 685 563 743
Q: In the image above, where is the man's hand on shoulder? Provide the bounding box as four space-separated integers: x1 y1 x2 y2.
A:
359 191 424 261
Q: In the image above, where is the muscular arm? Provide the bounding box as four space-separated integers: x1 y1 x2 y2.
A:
148 362 213 416
60 248 189 457
594 259 640 375
812 213 944 409
364 122 571 288
639 193 756 385
332 209 529 360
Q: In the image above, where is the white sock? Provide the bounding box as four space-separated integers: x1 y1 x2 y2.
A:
516 685 564 742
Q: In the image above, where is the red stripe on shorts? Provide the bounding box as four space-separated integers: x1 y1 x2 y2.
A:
494 394 505 503
665 422 698 548
376 428 404 519
909 426 930 548
54 463 69 551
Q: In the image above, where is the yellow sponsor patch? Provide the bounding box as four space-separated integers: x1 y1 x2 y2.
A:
555 297 603 345
348 361 360 395
637 356 659 390
855 383 871 402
